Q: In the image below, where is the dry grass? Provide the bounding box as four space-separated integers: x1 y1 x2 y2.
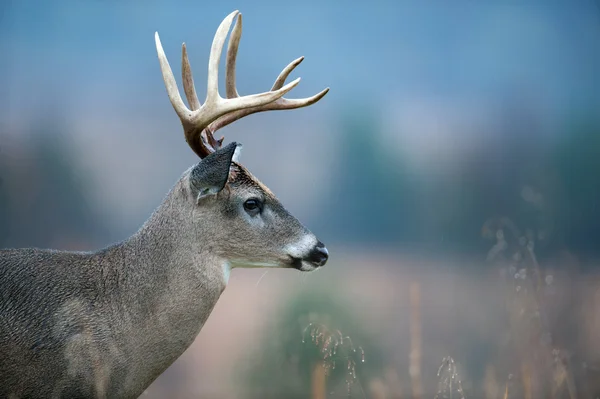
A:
298 218 598 398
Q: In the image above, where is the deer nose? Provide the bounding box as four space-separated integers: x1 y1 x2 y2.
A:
307 241 329 267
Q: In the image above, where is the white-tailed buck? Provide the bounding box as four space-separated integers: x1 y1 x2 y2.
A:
0 10 328 398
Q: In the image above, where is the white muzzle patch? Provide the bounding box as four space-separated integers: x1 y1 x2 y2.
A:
285 234 318 259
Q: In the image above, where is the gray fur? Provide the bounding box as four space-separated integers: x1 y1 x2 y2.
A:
190 142 238 202
0 143 326 398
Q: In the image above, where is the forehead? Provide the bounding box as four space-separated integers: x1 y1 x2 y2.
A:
228 162 275 199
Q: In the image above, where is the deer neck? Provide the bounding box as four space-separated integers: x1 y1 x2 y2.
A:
98 179 228 391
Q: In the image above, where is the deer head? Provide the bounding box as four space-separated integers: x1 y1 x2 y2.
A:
0 11 331 398
154 10 329 272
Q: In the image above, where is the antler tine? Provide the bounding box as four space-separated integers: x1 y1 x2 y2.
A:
182 43 201 111
155 32 191 120
225 13 242 99
205 10 238 104
206 16 329 133
271 56 304 91
208 87 329 132
207 54 330 132
192 10 300 128
156 10 319 158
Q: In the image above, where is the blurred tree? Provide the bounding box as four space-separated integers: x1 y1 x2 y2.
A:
442 96 548 254
317 106 419 247
317 102 600 262
549 116 600 257
0 116 107 250
474 111 600 263
0 153 8 246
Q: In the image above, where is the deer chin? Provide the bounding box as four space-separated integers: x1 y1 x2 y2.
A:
229 259 282 268
229 258 318 271
289 256 320 272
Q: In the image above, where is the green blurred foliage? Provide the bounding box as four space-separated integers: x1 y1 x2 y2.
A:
0 118 106 250
317 106 600 262
551 118 600 254
238 281 387 398
0 157 8 246
318 106 419 247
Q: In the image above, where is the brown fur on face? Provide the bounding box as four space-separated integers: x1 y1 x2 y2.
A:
227 162 276 198
191 161 315 269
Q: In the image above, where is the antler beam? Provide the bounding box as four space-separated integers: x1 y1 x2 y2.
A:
155 10 329 158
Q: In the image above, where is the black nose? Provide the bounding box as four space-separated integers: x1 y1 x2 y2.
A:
307 241 329 267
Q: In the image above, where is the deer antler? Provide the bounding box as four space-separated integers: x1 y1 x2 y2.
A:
155 10 329 158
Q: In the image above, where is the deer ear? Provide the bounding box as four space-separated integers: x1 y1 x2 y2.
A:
190 142 242 203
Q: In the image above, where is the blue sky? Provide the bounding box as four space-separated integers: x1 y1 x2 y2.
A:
2 1 599 237
3 1 600 115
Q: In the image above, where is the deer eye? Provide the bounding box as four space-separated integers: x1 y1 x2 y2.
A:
243 198 262 215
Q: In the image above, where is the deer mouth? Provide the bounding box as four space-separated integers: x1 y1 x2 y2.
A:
289 240 329 271
289 256 321 272
289 256 304 270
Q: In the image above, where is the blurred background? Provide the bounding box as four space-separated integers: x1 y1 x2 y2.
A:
2 1 600 397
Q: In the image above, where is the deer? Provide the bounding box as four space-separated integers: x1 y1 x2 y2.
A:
0 10 329 398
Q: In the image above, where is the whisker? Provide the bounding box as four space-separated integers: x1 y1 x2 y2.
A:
255 270 270 288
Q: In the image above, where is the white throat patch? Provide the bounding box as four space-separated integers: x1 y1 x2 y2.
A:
222 261 232 284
